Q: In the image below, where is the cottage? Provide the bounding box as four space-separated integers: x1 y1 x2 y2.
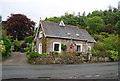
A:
34 20 96 55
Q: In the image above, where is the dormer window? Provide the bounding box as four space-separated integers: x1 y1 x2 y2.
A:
59 20 65 27
67 33 71 36
76 34 79 37
39 31 42 38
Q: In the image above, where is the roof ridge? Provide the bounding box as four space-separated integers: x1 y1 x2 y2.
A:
40 20 86 30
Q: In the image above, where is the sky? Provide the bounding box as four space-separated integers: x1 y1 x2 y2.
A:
0 0 119 26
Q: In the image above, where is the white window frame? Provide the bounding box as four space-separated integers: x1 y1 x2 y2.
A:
76 44 82 52
53 42 61 53
38 43 42 54
39 31 42 38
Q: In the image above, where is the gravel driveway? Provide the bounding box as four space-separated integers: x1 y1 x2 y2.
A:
2 52 30 65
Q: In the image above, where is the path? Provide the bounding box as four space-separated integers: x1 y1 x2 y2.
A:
2 52 29 65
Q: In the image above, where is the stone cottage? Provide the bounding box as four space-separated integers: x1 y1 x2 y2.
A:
34 20 96 54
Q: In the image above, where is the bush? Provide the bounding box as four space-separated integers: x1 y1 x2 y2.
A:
94 42 105 51
2 36 12 57
54 52 60 56
107 50 118 61
92 50 109 57
21 43 27 48
24 47 31 53
39 53 48 56
94 35 103 41
13 40 21 51
0 40 6 54
24 36 34 43
100 32 109 38
61 44 67 51
28 52 40 59
27 52 49 63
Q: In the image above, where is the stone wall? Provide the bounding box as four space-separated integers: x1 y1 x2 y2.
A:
31 56 111 64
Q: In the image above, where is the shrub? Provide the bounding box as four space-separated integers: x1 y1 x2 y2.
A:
21 43 27 48
94 42 105 51
2 36 12 57
61 44 67 51
100 32 109 38
39 53 49 56
13 40 21 51
24 36 34 43
28 52 40 59
54 52 60 56
0 40 6 54
107 50 118 61
24 47 31 53
94 35 103 41
92 50 109 57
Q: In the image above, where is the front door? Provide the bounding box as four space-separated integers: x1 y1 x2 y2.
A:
39 44 42 54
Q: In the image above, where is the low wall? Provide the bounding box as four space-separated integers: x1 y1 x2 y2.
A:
31 56 111 64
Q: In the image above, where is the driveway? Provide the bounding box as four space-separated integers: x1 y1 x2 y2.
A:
2 52 29 65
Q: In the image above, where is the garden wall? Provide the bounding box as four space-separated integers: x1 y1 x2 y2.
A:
31 56 111 64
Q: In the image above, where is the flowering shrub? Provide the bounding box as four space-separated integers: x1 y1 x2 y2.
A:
2 36 12 57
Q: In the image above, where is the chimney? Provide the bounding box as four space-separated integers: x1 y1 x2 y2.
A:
59 20 65 27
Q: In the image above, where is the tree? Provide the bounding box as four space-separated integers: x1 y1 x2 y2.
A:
103 24 117 34
103 11 116 25
5 14 35 40
86 16 104 34
88 10 104 17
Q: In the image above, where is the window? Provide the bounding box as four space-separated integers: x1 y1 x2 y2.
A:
53 42 61 53
76 44 82 52
76 34 79 37
54 44 59 51
66 33 71 36
39 31 42 38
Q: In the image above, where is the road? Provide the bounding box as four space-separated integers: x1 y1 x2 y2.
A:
2 62 118 79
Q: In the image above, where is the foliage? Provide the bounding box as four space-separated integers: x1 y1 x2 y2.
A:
28 52 40 59
93 35 103 41
24 36 34 43
86 16 104 34
100 32 109 38
21 43 27 48
93 34 118 60
24 47 31 53
61 44 67 51
54 52 60 56
103 24 117 34
13 40 21 51
0 40 6 54
107 50 118 61
2 36 12 57
5 14 35 40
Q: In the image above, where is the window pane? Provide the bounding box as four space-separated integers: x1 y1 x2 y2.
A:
77 45 81 52
54 44 59 51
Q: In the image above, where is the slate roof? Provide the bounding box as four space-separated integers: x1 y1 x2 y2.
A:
40 20 96 42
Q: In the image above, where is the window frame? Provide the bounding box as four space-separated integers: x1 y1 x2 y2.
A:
53 42 61 53
76 44 82 52
39 31 42 38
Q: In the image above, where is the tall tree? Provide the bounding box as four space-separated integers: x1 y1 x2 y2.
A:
86 16 104 34
5 14 35 40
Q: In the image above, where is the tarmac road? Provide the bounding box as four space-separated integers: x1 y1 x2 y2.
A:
2 62 118 79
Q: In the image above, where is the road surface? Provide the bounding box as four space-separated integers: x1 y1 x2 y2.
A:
2 62 118 79
2 52 118 79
